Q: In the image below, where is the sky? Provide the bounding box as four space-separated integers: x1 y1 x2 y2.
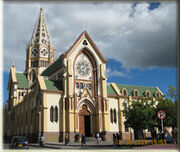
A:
2 1 177 102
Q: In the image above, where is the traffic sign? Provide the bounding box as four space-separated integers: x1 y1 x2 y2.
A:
157 110 166 120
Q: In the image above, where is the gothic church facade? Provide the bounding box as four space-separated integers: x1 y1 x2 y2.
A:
4 8 164 142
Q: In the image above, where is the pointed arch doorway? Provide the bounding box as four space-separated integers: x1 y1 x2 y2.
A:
79 105 91 137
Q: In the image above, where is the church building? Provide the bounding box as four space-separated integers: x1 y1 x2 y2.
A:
4 8 164 142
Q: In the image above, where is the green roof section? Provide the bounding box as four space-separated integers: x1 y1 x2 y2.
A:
41 57 63 76
16 73 29 89
115 83 161 97
44 80 63 91
107 84 117 96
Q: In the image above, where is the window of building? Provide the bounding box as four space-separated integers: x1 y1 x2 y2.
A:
55 106 58 122
124 123 129 132
114 109 117 123
88 83 92 90
135 90 138 97
80 83 83 89
146 91 150 97
156 92 160 98
21 92 24 96
122 89 127 96
76 82 79 88
50 106 54 122
110 109 113 124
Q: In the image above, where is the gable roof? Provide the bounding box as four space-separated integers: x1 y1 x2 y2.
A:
44 80 63 91
61 30 108 63
16 73 29 89
41 57 64 76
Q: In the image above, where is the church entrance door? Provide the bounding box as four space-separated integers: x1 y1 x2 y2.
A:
79 105 91 137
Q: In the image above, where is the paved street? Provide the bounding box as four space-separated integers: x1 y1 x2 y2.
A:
3 141 177 150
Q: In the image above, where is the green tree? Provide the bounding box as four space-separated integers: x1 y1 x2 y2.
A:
123 85 177 139
123 99 156 139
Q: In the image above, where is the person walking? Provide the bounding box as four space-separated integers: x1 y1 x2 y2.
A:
81 134 86 146
65 132 69 146
113 134 116 148
116 133 120 147
96 133 100 144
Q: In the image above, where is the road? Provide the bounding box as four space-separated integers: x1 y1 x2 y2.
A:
3 143 177 150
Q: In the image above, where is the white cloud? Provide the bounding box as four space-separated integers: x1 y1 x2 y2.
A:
106 68 127 78
3 2 176 72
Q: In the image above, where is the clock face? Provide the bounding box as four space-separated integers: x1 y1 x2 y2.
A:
75 53 92 80
31 47 38 57
40 47 48 57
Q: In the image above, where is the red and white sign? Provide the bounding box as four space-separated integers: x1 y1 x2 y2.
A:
157 110 166 120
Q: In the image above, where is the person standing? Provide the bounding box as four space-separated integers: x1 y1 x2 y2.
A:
116 133 120 146
81 134 86 146
96 133 100 144
113 134 116 148
65 132 69 146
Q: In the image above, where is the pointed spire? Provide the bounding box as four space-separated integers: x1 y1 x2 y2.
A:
30 7 53 47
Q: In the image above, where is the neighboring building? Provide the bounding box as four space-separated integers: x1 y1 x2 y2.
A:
4 8 164 142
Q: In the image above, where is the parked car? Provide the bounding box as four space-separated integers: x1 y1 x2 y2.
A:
9 136 29 149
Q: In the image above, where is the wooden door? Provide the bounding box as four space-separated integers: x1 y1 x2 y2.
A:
79 115 85 135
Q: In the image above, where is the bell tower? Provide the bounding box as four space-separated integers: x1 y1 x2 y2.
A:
25 7 55 82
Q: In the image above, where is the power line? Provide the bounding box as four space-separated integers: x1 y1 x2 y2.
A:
94 4 149 39
97 3 167 43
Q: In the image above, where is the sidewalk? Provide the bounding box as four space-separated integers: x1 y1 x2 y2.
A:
30 141 177 150
30 141 115 149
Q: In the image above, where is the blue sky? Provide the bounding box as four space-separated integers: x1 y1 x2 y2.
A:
3 2 177 103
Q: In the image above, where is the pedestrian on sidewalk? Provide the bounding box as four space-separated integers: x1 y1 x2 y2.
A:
96 133 100 144
116 133 120 147
65 132 69 146
81 134 86 146
113 134 116 148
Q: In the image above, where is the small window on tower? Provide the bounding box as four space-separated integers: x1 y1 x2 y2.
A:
35 33 39 37
42 33 46 37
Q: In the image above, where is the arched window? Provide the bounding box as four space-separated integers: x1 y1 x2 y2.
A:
76 82 79 88
114 109 117 123
122 89 127 96
156 92 160 98
146 90 150 97
50 106 54 122
88 83 92 90
19 92 21 97
134 90 139 97
21 92 24 96
55 106 58 122
110 109 113 123
80 83 83 89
